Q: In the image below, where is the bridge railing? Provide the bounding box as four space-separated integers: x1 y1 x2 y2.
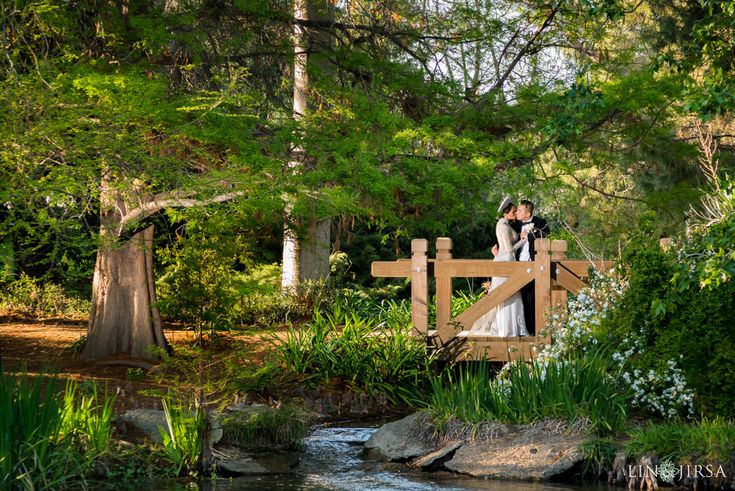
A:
371 237 613 360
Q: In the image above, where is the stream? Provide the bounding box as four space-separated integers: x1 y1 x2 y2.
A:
181 422 607 491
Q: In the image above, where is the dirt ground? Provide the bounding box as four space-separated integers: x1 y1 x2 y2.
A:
0 317 282 413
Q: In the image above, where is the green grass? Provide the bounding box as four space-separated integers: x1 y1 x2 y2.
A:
625 417 735 462
272 307 435 407
221 404 311 449
429 356 629 436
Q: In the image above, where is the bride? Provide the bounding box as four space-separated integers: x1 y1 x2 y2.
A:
470 197 529 336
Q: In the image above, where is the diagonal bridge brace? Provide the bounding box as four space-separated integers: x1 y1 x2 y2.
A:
453 268 534 329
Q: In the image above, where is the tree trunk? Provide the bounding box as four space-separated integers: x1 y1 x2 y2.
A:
82 225 167 361
281 0 332 290
299 218 330 281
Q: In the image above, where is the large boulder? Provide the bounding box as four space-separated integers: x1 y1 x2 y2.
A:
365 414 591 481
443 419 588 480
117 408 222 446
117 409 166 443
364 412 438 461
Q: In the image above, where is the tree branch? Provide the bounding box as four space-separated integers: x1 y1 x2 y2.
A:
477 3 560 107
570 173 646 202
117 190 244 236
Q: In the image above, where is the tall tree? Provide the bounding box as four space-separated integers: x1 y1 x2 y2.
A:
281 0 333 290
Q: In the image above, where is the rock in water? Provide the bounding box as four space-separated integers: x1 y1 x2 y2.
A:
364 412 438 461
409 440 464 469
444 419 588 480
215 446 299 476
117 409 166 443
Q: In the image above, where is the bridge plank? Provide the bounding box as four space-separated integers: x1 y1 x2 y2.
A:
452 270 533 329
451 339 545 362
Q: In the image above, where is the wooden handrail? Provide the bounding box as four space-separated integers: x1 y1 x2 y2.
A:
434 260 534 278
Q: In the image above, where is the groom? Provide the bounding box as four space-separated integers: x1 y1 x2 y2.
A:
492 199 549 335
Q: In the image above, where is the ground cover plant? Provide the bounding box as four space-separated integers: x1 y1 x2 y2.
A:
0 274 90 320
221 403 311 449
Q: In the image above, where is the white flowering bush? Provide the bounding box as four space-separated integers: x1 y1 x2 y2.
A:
620 360 695 418
537 269 696 419
537 270 626 363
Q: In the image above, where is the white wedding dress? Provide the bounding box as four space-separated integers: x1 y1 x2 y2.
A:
470 218 529 336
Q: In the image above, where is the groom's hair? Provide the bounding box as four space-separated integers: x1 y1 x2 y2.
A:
520 199 534 215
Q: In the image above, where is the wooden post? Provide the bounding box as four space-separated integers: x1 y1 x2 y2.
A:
435 237 453 344
550 240 568 337
411 239 429 336
534 238 552 341
550 239 567 262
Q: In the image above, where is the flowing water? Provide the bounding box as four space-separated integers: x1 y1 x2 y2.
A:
177 422 607 491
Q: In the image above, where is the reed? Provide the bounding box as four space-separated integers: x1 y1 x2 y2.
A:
0 366 115 489
158 396 205 476
429 355 628 435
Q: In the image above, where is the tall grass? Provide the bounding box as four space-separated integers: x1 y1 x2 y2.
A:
333 288 483 329
222 404 310 449
158 397 205 477
626 417 735 462
60 381 115 456
273 308 435 406
0 367 115 489
429 356 629 435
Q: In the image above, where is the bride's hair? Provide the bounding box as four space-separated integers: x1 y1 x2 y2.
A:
501 201 515 214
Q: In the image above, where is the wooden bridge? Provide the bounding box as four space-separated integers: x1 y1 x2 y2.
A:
371 238 612 362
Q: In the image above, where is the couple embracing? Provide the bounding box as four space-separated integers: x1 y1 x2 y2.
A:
470 197 549 337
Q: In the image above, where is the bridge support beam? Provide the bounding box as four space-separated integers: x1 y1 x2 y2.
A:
534 239 552 342
410 239 428 335
435 237 453 345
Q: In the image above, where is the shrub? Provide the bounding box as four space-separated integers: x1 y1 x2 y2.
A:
0 273 90 318
156 232 245 332
539 262 699 420
605 232 735 418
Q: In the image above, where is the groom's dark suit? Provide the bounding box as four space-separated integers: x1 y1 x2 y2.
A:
511 216 550 335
